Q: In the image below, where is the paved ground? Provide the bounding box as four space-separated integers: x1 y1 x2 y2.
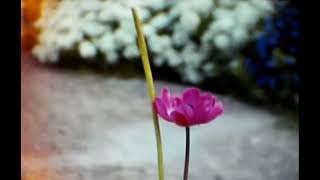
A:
21 54 299 180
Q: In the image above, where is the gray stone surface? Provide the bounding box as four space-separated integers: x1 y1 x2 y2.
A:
22 57 299 180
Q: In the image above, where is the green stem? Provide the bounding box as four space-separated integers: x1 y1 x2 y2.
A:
183 127 190 180
131 8 165 180
152 109 165 180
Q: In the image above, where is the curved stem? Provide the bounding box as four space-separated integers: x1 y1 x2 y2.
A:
132 8 165 180
152 110 165 180
183 127 190 180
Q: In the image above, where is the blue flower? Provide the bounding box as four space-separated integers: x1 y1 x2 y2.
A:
243 1 299 96
283 56 296 65
256 36 270 59
276 19 285 29
268 78 277 90
284 7 299 17
256 75 276 90
264 17 274 33
268 32 280 47
257 76 268 86
289 30 300 39
245 58 258 75
266 58 277 69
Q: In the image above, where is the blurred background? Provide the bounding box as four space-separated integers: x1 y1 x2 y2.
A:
21 0 299 180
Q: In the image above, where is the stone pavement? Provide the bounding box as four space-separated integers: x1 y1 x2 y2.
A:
21 56 299 180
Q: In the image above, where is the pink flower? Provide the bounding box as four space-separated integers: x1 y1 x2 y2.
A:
154 87 224 127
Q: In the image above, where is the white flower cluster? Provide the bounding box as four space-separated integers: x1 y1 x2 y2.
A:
33 0 274 83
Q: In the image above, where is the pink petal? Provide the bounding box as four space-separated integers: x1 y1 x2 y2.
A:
179 104 194 120
161 87 171 107
200 93 215 108
187 95 212 125
170 111 189 127
191 106 208 125
206 101 224 123
182 88 201 107
154 98 170 121
155 87 224 127
171 97 182 109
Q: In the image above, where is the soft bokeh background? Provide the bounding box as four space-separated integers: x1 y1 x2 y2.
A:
21 0 299 180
